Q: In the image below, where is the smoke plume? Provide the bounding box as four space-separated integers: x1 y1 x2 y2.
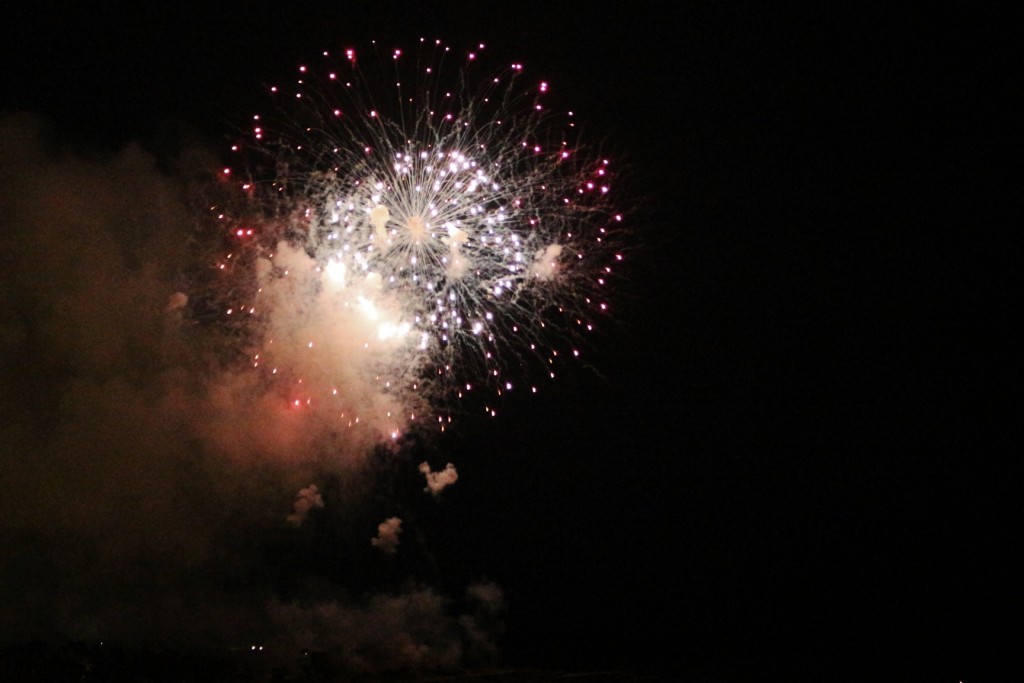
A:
419 462 460 496
371 516 403 554
0 114 496 672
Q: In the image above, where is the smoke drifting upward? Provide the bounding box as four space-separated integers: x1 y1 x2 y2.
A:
0 114 501 670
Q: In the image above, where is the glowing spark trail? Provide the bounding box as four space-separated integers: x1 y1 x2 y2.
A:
206 39 622 439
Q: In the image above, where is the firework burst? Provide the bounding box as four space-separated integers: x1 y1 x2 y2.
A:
203 39 622 438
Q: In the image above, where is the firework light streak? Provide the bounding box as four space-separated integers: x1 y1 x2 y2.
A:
206 39 622 443
0 39 622 668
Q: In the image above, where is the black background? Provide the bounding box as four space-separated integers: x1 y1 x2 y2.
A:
1 2 1015 678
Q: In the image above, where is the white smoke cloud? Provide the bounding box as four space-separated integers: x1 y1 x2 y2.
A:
286 484 325 527
530 242 564 280
0 115 502 671
241 235 426 447
370 516 402 554
419 462 459 496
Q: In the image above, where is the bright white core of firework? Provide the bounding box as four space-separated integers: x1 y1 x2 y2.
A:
215 41 620 439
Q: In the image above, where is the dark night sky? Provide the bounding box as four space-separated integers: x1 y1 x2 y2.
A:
1 2 1015 679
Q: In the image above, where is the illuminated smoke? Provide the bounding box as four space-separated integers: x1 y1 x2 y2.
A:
371 516 403 554
419 462 459 496
0 36 621 672
165 291 188 312
286 484 325 527
208 38 623 439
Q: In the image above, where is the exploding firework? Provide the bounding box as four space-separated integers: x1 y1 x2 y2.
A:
201 39 622 439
